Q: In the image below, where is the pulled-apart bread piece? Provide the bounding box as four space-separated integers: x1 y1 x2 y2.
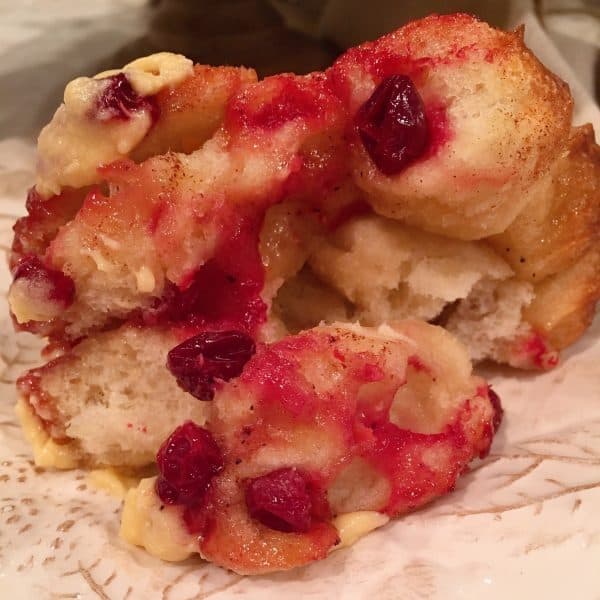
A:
488 125 600 282
276 213 561 369
7 14 600 473
121 321 502 574
273 120 600 368
309 215 513 323
10 67 344 340
35 55 257 197
16 326 208 468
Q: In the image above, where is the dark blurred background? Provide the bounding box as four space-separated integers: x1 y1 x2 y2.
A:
0 0 598 139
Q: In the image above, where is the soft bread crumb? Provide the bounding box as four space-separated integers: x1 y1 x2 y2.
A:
445 278 535 364
21 326 209 468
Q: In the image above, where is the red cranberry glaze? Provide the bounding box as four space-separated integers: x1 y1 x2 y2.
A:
94 73 159 122
366 421 464 512
245 332 497 517
521 333 559 370
355 75 428 175
226 74 335 133
244 80 319 130
146 214 267 336
245 467 315 533
175 329 499 571
167 330 256 400
11 187 83 270
156 421 224 505
12 255 75 309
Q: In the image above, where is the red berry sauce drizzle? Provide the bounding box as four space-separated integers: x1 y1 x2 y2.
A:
240 335 498 524
227 76 322 132
147 212 267 337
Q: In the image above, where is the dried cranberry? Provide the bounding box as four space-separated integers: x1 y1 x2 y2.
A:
94 73 159 122
488 387 504 432
355 74 428 175
13 255 75 308
245 467 313 533
155 421 223 506
167 330 256 400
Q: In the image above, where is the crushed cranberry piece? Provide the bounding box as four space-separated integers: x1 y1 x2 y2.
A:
355 74 428 175
167 331 256 400
245 467 313 533
13 255 75 309
488 387 504 432
94 73 159 122
155 421 223 506
183 504 211 535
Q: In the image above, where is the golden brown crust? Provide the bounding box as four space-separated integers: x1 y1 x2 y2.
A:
489 125 600 282
132 65 257 161
523 247 600 349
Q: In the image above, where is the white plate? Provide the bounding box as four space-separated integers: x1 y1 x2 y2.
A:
1 164 600 600
1 4 599 599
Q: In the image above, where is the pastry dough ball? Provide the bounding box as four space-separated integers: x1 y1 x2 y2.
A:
331 13 572 239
